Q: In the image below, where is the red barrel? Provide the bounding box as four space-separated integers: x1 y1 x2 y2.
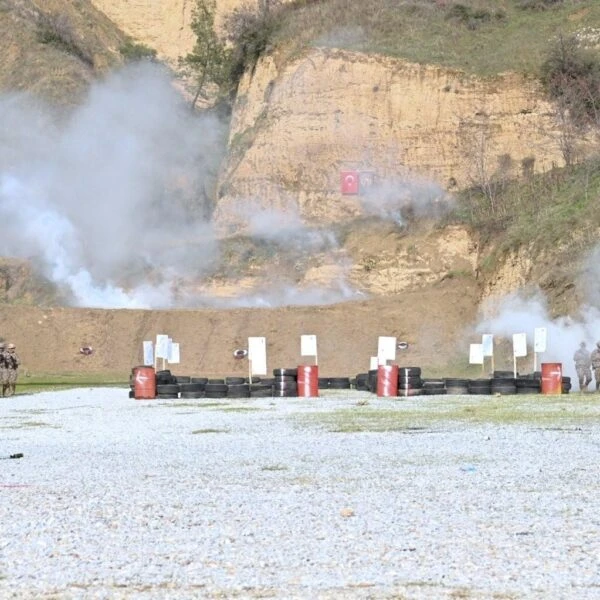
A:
297 365 319 397
133 366 156 400
377 364 399 397
541 363 562 395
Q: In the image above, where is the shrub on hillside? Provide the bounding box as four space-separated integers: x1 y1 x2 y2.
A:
36 12 94 67
517 0 565 10
119 41 157 63
541 34 600 130
223 1 283 84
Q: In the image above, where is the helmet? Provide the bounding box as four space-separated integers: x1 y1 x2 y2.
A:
7 343 15 349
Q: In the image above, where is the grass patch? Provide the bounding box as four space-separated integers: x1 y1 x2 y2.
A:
191 428 229 434
16 372 128 395
0 421 61 430
298 394 600 431
261 464 288 471
271 0 600 77
217 406 263 412
455 158 600 252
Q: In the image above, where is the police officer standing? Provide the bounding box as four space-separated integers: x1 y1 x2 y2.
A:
0 342 6 397
591 342 600 392
3 343 20 397
573 341 592 392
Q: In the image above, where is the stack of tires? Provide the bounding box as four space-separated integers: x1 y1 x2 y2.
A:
562 376 571 394
273 368 298 397
444 378 470 395
398 367 423 397
179 377 207 399
157 369 179 399
490 376 517 395
422 379 446 395
250 377 273 398
225 376 250 398
515 375 540 395
468 379 492 395
368 370 378 393
355 373 370 392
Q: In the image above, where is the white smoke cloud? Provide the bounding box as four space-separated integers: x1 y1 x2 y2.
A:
0 63 222 308
476 290 600 383
359 175 453 225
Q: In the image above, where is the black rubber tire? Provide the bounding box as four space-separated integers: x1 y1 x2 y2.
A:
398 375 423 385
208 378 225 384
191 377 209 385
227 384 250 398
157 384 179 395
397 388 423 397
329 377 351 389
423 388 446 395
398 367 421 377
128 390 135 398
180 391 204 399
245 377 261 384
446 386 470 395
516 387 538 394
272 389 297 397
491 378 517 386
204 383 228 393
318 378 330 389
204 390 228 399
273 368 298 378
273 375 296 383
225 377 246 385
157 393 178 400
175 376 191 384
250 389 273 398
179 383 205 393
273 383 298 393
491 385 517 395
260 378 275 386
445 378 469 387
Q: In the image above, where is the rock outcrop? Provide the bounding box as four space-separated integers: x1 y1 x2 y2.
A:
215 47 565 231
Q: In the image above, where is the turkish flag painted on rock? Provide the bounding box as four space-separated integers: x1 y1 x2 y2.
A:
340 170 359 195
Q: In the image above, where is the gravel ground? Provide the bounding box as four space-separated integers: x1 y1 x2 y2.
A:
1 388 600 599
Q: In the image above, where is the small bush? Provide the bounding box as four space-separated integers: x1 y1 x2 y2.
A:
36 12 94 66
444 3 504 30
540 34 600 129
224 2 283 85
119 41 157 62
517 0 565 10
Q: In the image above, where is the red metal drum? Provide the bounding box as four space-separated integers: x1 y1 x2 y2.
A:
377 364 399 397
541 363 562 395
297 365 319 397
133 366 156 400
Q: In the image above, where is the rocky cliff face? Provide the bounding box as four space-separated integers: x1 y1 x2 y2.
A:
214 47 565 231
88 0 255 61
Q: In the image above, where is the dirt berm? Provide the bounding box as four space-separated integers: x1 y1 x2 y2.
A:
0 278 477 378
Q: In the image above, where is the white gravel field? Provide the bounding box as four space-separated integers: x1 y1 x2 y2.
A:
1 388 600 599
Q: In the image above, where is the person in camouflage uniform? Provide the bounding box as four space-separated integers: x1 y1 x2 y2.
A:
3 343 20 397
591 342 600 392
573 341 592 392
0 342 6 397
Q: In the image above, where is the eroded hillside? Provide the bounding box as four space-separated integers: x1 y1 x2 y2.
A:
0 0 126 106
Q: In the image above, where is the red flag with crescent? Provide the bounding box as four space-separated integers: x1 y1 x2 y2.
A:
340 170 359 194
